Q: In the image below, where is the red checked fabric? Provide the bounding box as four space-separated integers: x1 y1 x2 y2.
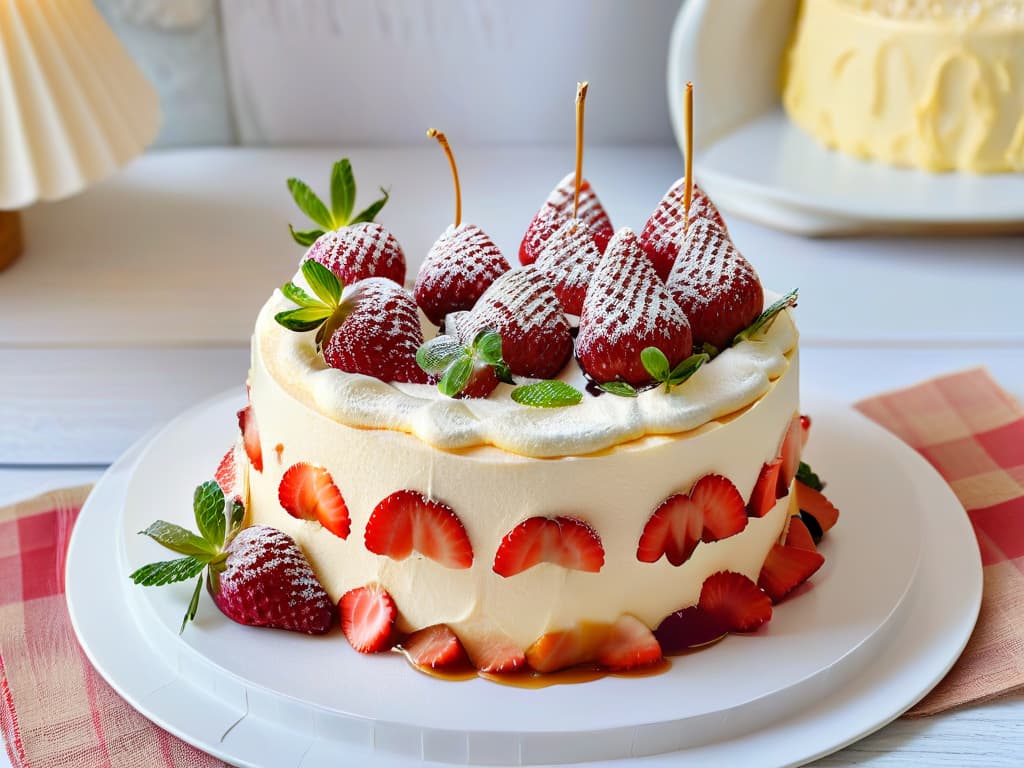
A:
0 486 225 768
856 367 1024 716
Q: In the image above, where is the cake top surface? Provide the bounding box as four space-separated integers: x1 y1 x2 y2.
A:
837 0 1024 22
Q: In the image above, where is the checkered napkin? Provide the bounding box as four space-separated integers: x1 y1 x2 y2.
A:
856 367 1024 717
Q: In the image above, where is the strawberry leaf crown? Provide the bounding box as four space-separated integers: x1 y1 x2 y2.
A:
417 329 515 397
275 260 348 350
129 480 244 633
287 159 390 246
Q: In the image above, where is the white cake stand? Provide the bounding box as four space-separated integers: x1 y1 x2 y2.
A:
66 391 981 767
667 0 1024 236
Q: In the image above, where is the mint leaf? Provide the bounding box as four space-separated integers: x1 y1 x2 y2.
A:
417 335 466 375
474 330 503 366
139 521 216 558
701 341 719 358
640 347 671 382
289 225 324 247
797 461 824 491
666 352 710 390
130 556 206 587
228 499 245 541
193 481 226 549
511 381 583 408
330 159 356 225
351 187 390 224
287 178 334 230
275 307 332 332
735 288 798 344
439 356 473 397
180 575 204 634
600 381 638 398
281 282 321 308
493 361 515 385
301 260 342 306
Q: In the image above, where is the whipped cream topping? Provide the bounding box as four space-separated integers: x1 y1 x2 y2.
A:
256 278 797 459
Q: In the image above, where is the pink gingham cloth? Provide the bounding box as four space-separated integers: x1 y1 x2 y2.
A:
1 368 1022 764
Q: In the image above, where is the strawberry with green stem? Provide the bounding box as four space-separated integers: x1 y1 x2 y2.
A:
416 329 514 399
287 158 390 246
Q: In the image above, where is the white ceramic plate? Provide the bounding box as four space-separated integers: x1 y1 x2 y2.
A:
667 0 1024 236
66 392 980 767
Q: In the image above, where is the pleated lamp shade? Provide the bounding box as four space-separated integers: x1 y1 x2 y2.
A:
0 0 161 209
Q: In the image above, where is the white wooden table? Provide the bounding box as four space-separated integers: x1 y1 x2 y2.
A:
1 147 1022 767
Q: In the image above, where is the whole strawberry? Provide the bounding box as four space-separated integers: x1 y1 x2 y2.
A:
666 217 764 351
576 228 693 386
305 222 406 287
639 180 727 281
519 172 613 266
274 261 427 384
286 157 392 247
130 480 334 634
535 218 602 316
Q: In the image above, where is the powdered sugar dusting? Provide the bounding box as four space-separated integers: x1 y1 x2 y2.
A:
640 180 726 280
306 222 406 287
519 173 613 265
535 218 602 315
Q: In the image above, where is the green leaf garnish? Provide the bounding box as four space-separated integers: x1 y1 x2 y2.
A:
281 282 319 308
640 347 670 381
275 262 347 348
287 160 390 244
734 288 798 344
511 381 583 408
289 225 324 247
193 480 227 549
600 381 638 398
640 348 710 393
138 521 217 558
797 461 824 491
474 330 503 367
416 328 515 399
181 576 203 634
130 556 207 587
701 341 719 359
274 306 334 332
439 355 474 397
416 335 466 375
351 187 390 225
330 159 356 225
287 178 334 230
667 353 710 389
301 260 342 306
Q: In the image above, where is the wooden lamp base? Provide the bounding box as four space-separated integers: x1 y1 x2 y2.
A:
0 210 24 271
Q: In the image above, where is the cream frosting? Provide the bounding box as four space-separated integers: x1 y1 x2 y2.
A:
782 0 1024 172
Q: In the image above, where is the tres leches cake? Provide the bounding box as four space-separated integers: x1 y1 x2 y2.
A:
783 0 1024 172
132 125 841 680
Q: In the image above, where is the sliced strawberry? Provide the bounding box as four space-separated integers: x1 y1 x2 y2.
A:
666 217 764 351
597 615 662 671
460 267 573 379
576 227 693 386
748 459 783 518
237 405 263 472
519 173 613 266
796 482 840 534
214 445 237 497
535 218 602 316
637 474 746 566
777 414 803 497
654 606 728 654
278 463 350 539
339 584 397 653
785 515 817 552
365 490 473 569
639 179 728 280
525 624 603 673
403 624 469 670
305 222 406 287
758 543 825 603
461 632 527 674
492 516 604 577
698 571 772 632
414 223 509 325
323 277 428 384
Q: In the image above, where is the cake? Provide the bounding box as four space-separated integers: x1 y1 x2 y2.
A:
782 0 1024 172
131 147 840 679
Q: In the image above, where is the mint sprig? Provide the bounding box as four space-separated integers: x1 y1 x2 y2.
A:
640 348 710 393
129 480 244 634
734 288 798 344
600 381 639 398
416 329 514 398
796 461 824 491
287 158 391 246
511 380 583 408
275 260 349 349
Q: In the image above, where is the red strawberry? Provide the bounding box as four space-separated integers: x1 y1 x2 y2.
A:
323 277 428 384
758 543 825 603
597 615 662 671
637 474 747 566
403 624 468 670
535 218 602 316
748 459 782 518
414 223 510 326
237 405 263 472
640 180 727 280
698 571 772 632
305 222 406 286
493 516 604 578
785 515 817 552
460 268 573 379
795 482 840 533
654 606 728 653
526 625 603 673
461 631 527 674
519 173 613 266
364 490 473 569
777 414 803 497
278 463 350 539
800 414 812 447
214 445 238 498
576 228 693 386
666 217 764 351
340 584 397 653
210 525 335 634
